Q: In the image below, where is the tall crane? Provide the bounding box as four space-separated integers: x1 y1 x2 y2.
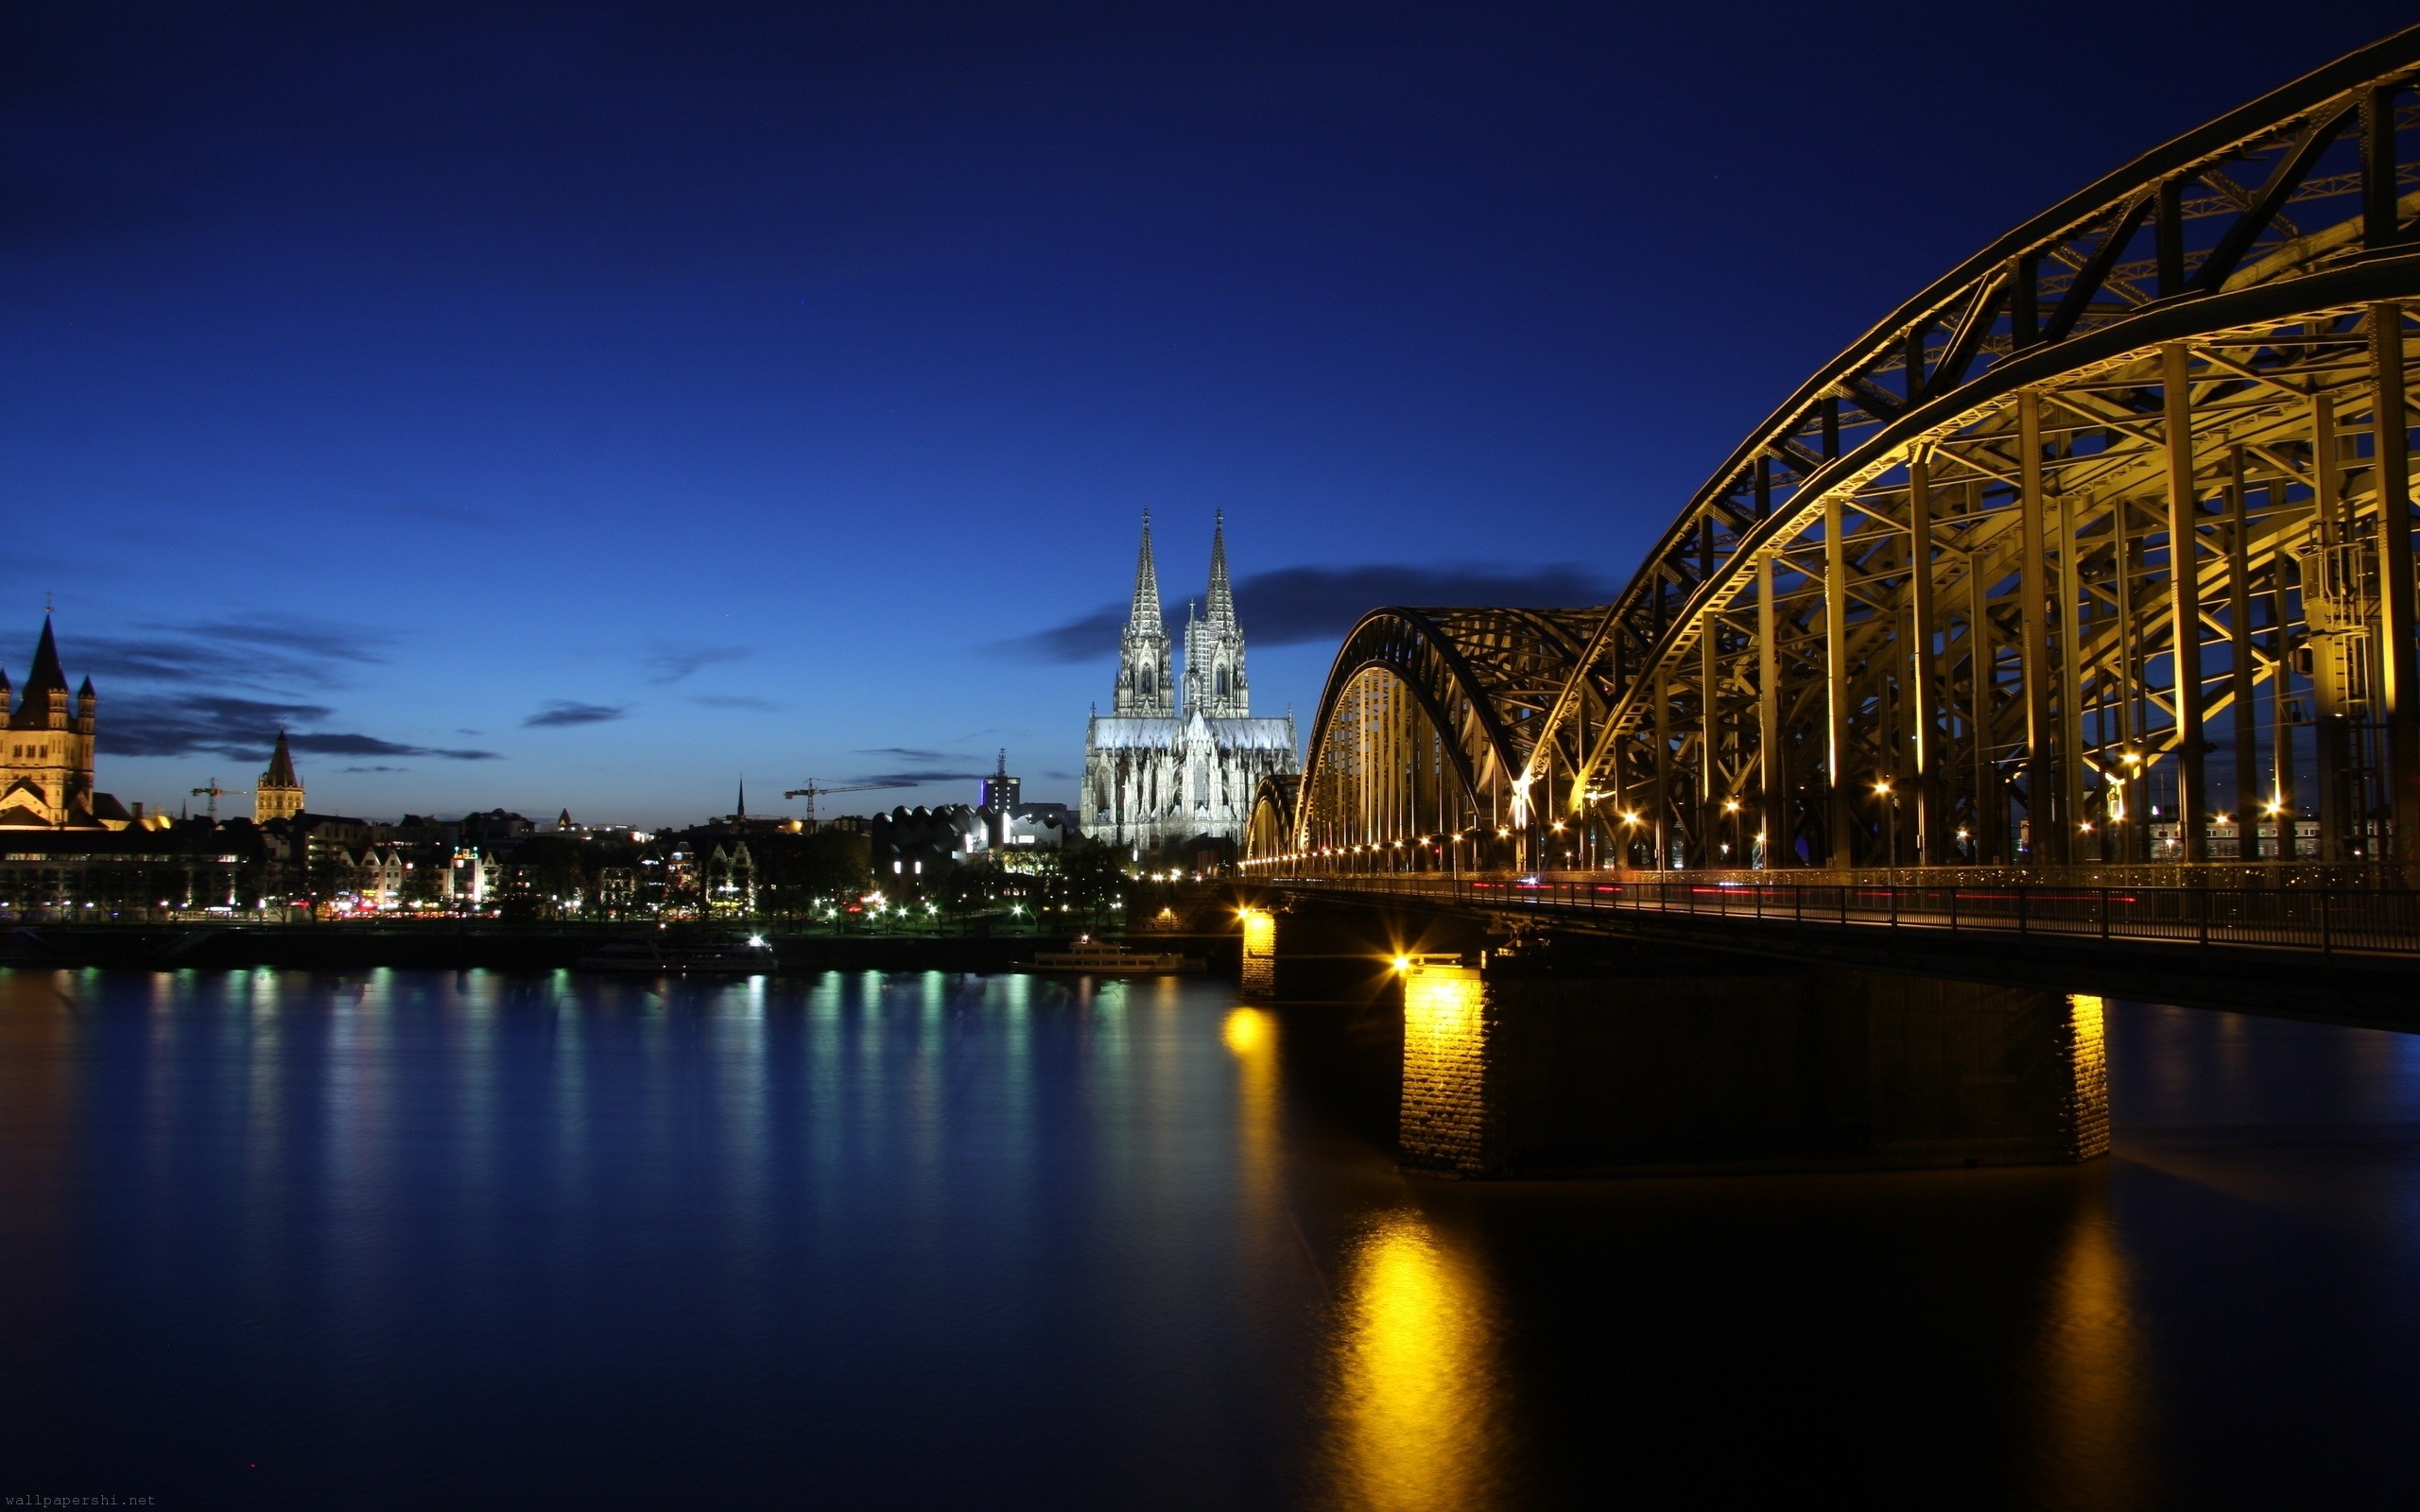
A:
190 778 251 820
782 779 890 830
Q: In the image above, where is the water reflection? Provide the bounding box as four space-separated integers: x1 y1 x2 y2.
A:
2034 1180 2152 1511
1325 1208 1510 1512
6 971 2420 1506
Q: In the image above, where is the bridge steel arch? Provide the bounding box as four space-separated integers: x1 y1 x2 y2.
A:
1263 607 1607 869
1250 26 2420 879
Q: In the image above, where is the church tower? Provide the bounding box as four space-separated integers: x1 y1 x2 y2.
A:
1183 511 1250 717
1113 512 1174 716
255 730 305 823
0 615 111 828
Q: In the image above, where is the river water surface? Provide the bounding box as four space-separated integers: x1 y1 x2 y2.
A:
1 967 2416 1508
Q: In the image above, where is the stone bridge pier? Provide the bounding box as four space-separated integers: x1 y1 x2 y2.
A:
1397 942 2109 1177
1238 901 2108 1177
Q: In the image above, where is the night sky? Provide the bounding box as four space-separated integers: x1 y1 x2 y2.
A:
4 2 2409 825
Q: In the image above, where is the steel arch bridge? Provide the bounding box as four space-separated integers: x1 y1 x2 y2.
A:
1248 26 2420 883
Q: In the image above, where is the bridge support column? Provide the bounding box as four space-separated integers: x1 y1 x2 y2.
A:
2372 303 2420 862
2163 342 2209 863
1824 493 1854 868
2019 391 2065 864
1396 950 2109 1178
1757 553 1785 866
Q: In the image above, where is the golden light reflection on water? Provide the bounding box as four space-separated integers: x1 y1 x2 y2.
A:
1326 1209 1509 1512
2036 1181 2152 1510
1224 1007 1279 1213
1221 1005 1270 1057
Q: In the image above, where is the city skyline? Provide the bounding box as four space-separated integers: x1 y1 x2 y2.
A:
3 1 2407 824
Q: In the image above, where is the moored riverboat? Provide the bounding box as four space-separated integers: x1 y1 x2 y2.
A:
1029 936 1204 974
577 929 776 975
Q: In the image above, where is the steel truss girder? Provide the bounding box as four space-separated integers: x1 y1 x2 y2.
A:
1524 29 2420 801
1253 26 2420 874
1286 607 1605 854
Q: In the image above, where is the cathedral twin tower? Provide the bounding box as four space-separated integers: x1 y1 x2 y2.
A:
1084 513 1298 853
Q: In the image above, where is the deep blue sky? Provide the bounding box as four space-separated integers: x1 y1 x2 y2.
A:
3 2 2409 824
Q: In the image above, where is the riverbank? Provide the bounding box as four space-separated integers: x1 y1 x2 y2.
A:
0 922 1244 974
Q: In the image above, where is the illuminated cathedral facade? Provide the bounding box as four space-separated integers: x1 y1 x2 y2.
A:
1080 514 1298 853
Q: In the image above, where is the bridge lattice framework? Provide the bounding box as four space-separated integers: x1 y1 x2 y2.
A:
1249 27 2420 881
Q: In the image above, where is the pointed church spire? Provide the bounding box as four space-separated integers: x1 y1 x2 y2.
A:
1206 510 1235 625
1113 511 1175 716
1129 511 1164 633
255 729 306 823
23 617 66 697
16 615 69 730
736 778 747 819
264 729 299 787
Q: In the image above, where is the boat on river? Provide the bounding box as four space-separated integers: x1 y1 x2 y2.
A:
577 929 777 975
1029 936 1204 975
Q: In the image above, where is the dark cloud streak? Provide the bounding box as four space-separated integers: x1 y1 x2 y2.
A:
997 561 1617 662
524 699 631 728
74 615 389 691
98 694 497 761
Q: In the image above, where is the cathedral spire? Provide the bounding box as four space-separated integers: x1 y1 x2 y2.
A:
1128 510 1164 634
1113 512 1174 716
1206 510 1235 626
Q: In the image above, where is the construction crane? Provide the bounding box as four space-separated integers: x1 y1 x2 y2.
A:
782 779 890 829
190 778 251 820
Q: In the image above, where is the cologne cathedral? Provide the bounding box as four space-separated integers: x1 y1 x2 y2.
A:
1081 513 1298 854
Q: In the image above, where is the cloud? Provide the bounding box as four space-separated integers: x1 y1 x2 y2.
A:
288 732 498 760
692 694 777 711
645 644 750 684
59 618 495 762
1236 563 1617 643
995 561 1617 662
73 615 389 690
999 606 1128 663
340 765 406 773
97 694 498 761
848 769 988 787
524 699 631 728
857 746 961 761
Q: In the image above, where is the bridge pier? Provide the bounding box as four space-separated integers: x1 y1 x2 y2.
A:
1396 946 2108 1178
1233 896 1485 1005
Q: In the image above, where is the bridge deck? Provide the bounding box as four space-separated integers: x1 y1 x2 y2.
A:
1266 872 2420 957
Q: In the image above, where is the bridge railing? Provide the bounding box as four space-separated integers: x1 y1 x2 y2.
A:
1259 872 2420 957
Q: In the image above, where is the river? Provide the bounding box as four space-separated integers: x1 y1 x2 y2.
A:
1 967 2414 1508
